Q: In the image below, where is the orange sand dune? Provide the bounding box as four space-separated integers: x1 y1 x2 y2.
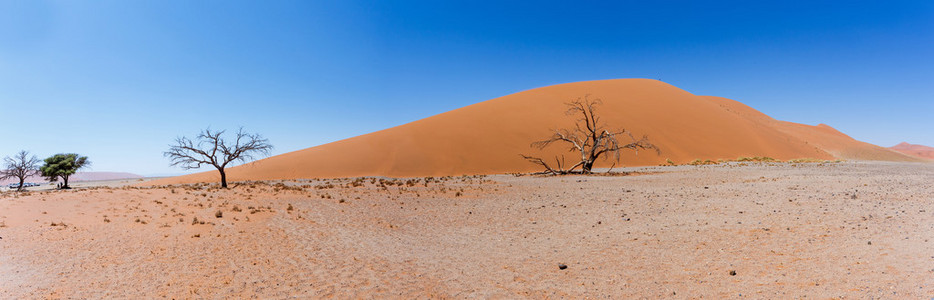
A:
703 96 919 162
889 142 934 160
151 79 922 184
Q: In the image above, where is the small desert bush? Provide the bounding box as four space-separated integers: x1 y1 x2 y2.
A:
315 183 336 189
788 158 843 164
736 156 776 162
787 158 823 163
689 159 719 166
272 182 304 192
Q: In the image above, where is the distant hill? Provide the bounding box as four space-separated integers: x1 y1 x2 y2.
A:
889 142 934 160
149 79 924 185
0 172 143 185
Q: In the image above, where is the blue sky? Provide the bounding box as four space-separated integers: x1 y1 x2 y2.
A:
1 1 931 176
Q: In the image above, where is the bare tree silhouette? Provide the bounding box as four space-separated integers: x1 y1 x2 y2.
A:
165 127 272 188
1 150 41 191
522 95 658 175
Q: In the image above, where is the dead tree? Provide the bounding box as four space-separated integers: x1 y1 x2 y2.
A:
164 127 273 188
522 95 658 175
1 150 41 191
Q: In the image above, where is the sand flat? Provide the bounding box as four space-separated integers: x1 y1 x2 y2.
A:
1 161 932 298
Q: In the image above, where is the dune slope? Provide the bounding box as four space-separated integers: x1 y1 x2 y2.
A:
702 96 919 162
152 79 921 184
890 142 934 160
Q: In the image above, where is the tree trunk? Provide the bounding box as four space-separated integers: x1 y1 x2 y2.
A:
17 178 24 191
62 175 70 189
581 160 595 173
219 168 228 188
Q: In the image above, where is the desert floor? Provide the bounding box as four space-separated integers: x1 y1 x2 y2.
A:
3 177 165 192
1 161 932 298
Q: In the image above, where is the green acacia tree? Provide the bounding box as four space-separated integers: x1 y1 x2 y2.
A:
40 153 90 189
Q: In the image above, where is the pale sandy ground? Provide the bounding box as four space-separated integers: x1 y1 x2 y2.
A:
1 161 932 298
0 172 145 186
3 178 164 192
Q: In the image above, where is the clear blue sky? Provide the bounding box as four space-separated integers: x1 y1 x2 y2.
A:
1 1 932 176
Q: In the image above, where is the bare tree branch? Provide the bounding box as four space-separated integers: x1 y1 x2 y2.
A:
1 150 41 191
164 127 272 188
522 95 660 175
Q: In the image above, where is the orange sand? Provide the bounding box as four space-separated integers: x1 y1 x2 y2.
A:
150 79 922 185
3 162 934 298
